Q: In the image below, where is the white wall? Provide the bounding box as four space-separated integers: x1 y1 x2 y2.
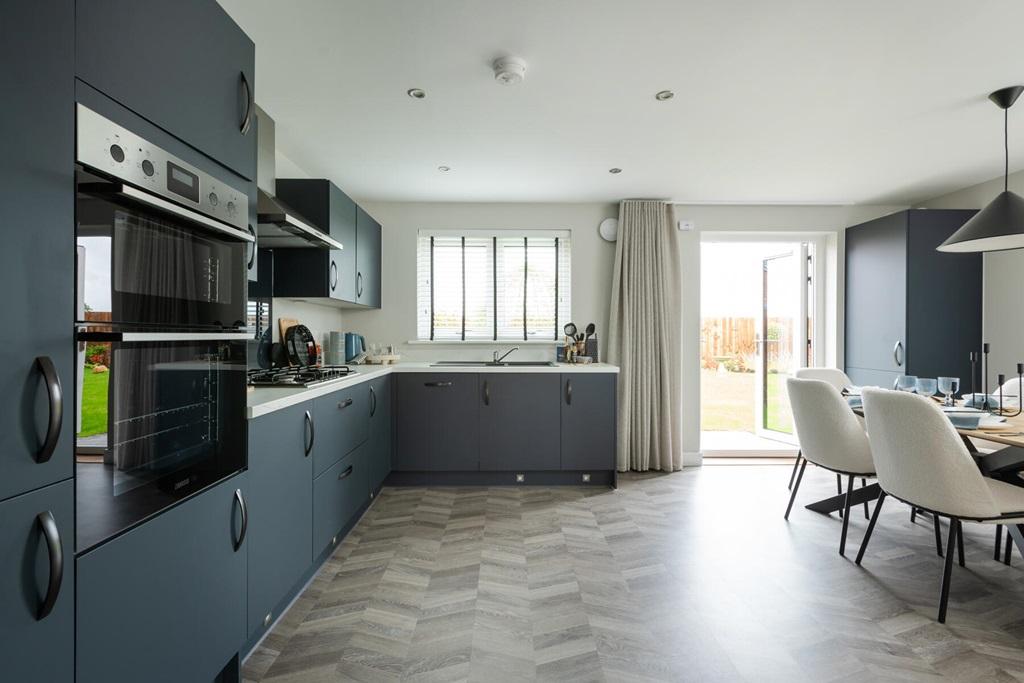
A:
919 169 1024 384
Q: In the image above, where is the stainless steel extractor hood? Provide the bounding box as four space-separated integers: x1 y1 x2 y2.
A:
254 106 344 251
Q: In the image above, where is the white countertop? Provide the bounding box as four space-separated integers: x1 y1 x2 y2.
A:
247 362 619 419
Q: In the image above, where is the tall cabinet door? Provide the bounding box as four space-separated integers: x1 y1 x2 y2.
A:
0 0 74 503
368 375 393 490
479 374 560 471
561 374 616 471
845 212 908 380
76 0 257 179
0 480 74 682
356 206 382 308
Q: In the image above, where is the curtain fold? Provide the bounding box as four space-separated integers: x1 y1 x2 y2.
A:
608 200 683 472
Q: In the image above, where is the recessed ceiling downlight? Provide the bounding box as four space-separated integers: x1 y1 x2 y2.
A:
608 168 622 174
438 166 451 173
407 88 426 99
492 56 527 86
655 90 674 101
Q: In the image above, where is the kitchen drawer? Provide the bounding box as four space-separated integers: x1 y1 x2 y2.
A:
312 385 369 477
312 445 368 559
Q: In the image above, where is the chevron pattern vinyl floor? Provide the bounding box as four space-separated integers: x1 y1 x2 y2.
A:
242 465 1024 682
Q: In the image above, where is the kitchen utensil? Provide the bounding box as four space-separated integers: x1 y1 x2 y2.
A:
278 317 300 345
255 328 272 369
344 332 366 363
284 324 318 366
564 322 578 339
583 323 595 342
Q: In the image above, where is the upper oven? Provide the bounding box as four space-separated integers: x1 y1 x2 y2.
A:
75 104 254 331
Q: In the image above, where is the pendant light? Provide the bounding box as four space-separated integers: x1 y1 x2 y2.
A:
938 85 1024 253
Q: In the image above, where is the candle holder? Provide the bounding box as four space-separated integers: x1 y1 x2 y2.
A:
998 364 1024 418
982 343 991 411
970 351 978 400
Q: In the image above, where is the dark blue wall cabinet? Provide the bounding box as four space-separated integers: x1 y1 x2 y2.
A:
313 386 369 477
0 480 75 682
77 474 248 683
367 375 393 492
560 374 617 470
479 374 560 471
247 404 312 638
395 374 480 471
313 445 369 559
845 210 981 388
0 0 74 504
356 206 382 308
76 0 257 180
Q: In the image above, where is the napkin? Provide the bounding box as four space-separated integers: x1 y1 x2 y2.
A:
961 393 1001 409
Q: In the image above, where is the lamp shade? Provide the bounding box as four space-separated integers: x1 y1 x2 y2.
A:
936 190 1024 252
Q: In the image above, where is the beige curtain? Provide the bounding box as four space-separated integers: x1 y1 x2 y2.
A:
607 200 683 472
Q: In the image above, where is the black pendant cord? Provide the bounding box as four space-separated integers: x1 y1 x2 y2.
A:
1006 107 1010 193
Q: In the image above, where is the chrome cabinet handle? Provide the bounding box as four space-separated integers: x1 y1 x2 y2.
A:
247 225 257 268
356 272 363 298
303 410 314 457
483 380 490 406
36 511 63 620
239 70 254 135
35 357 62 464
338 465 354 481
338 398 353 410
424 381 453 388
369 386 377 417
565 379 573 405
893 341 904 368
330 261 338 291
233 489 248 552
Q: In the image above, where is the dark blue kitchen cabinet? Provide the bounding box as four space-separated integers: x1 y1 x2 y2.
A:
247 403 312 638
479 374 560 471
77 473 248 683
560 374 617 471
313 386 369 477
274 179 358 302
75 0 257 180
845 209 981 388
356 206 382 308
395 374 480 471
367 375 393 491
0 0 74 503
0 480 74 683
313 444 369 559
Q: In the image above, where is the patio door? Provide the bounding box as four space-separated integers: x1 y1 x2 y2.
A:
754 245 811 443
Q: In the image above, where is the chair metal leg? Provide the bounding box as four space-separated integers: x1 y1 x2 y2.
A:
1005 529 1013 566
933 514 944 557
911 507 917 524
862 478 869 518
938 519 959 623
840 474 855 556
856 491 886 565
956 520 965 567
837 474 844 519
785 459 807 520
995 525 1003 562
788 451 802 490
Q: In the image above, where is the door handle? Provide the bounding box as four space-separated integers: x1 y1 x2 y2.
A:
239 70 254 135
893 341 904 368
247 225 257 269
303 410 314 456
36 511 63 620
565 379 573 405
338 398 354 410
483 380 490 406
357 272 364 298
369 386 376 417
337 465 354 481
35 357 63 464
424 381 453 388
330 261 338 291
232 489 248 552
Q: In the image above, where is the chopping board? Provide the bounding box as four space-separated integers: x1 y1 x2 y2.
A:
278 317 300 344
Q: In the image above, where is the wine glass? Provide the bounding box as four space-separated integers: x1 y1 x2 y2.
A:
916 378 938 398
896 375 918 392
938 377 959 407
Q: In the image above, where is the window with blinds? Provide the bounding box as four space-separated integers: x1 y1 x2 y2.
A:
416 230 571 341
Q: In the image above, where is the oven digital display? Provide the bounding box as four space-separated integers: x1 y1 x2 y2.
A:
166 161 199 203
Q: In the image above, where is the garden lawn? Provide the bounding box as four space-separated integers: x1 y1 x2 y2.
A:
700 368 792 434
78 370 109 438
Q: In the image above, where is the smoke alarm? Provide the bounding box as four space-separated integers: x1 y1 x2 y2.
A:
492 56 527 86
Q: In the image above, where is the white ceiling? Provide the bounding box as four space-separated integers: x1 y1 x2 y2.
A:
220 0 1024 205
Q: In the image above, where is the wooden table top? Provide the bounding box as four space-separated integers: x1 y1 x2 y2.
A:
957 408 1024 448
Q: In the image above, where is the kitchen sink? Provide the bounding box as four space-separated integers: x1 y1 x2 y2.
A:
430 360 558 367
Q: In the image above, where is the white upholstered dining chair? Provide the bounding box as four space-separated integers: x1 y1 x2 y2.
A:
788 368 857 492
785 377 876 556
858 388 1024 623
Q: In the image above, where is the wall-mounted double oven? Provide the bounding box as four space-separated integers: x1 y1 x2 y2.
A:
75 104 253 552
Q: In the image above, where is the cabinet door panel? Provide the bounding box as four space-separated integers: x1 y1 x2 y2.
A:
479 374 560 470
313 387 369 477
395 375 433 471
0 480 74 682
561 374 616 470
313 445 368 559
429 374 480 471
247 404 312 636
845 212 907 372
76 0 257 179
356 206 382 308
77 473 247 683
0 0 74 502
368 376 393 490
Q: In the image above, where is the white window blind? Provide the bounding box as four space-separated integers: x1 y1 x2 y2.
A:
416 230 571 341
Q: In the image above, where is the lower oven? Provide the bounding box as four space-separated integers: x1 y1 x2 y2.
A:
75 333 248 552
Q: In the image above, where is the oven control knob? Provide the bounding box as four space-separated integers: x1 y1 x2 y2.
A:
208 192 219 207
109 144 125 162
226 201 236 216
141 159 154 176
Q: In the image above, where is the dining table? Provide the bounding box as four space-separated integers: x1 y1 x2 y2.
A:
804 397 1024 559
